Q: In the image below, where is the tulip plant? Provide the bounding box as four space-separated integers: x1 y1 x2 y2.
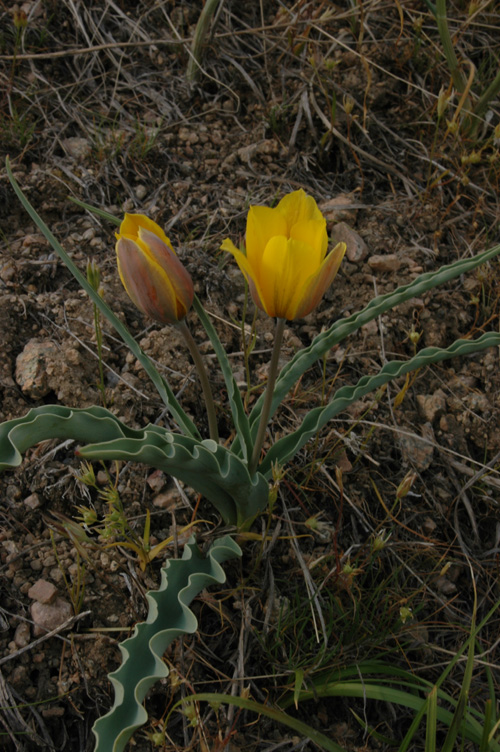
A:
3 156 500 751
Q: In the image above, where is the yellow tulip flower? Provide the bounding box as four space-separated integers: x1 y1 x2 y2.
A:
221 189 346 320
116 213 194 325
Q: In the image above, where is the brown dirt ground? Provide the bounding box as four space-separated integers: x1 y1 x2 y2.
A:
1 1 500 750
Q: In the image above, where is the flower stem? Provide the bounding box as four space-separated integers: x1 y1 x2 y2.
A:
249 317 286 475
177 319 219 443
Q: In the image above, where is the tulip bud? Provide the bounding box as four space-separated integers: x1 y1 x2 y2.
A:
409 326 421 346
116 213 194 325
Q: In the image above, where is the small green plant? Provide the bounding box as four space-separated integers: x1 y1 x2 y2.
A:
128 119 161 159
72 461 202 572
0 106 36 150
186 0 222 84
278 590 500 751
434 0 500 136
50 530 86 615
3 157 500 750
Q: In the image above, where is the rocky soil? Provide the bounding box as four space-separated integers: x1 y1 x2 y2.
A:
1 1 500 750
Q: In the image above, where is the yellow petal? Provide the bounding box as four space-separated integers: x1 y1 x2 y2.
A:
220 237 241 256
277 189 324 230
118 213 171 247
292 242 346 319
221 239 268 314
260 236 319 319
246 206 287 268
289 219 328 264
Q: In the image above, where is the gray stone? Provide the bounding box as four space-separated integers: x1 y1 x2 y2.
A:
30 598 72 636
28 579 58 604
15 339 59 398
416 390 447 423
24 493 41 510
61 137 91 160
330 222 368 263
319 193 359 223
14 621 31 648
368 253 401 272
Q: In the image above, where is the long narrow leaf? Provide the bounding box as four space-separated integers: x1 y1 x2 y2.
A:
193 296 252 461
241 241 500 455
426 687 438 752
68 197 121 225
441 570 477 752
258 331 500 476
5 157 199 439
399 693 432 752
481 701 494 752
288 682 493 748
170 692 346 752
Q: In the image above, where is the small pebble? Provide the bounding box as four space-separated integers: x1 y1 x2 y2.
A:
368 253 401 272
30 598 73 636
330 222 368 263
28 579 58 604
14 621 31 648
24 493 41 510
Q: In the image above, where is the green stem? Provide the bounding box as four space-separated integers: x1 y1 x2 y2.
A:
186 0 221 83
249 317 286 475
435 0 467 95
93 302 107 408
177 319 219 443
474 66 500 120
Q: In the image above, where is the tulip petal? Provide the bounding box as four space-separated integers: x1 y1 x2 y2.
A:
220 238 268 314
258 235 289 317
139 228 194 311
246 206 287 269
261 236 321 319
289 219 328 264
277 189 324 229
119 213 171 248
292 242 346 319
117 237 182 324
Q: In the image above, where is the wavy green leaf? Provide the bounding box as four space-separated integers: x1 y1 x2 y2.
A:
5 157 198 438
240 242 500 457
258 331 500 476
67 198 253 460
92 535 241 752
0 406 268 526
